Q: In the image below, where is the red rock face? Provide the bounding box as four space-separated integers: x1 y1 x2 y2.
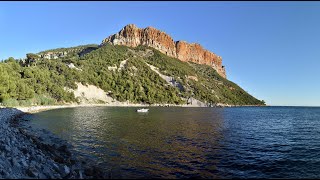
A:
102 24 226 78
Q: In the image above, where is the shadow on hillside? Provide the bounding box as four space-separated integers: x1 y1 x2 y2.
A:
78 46 99 57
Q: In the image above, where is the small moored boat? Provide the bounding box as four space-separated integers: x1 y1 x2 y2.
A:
137 108 149 113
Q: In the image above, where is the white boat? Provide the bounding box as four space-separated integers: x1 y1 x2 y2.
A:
137 108 149 113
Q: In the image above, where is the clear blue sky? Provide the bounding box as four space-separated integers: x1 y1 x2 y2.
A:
1 1 319 106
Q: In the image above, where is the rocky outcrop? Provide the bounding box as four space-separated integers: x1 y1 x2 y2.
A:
39 51 68 59
175 41 226 77
64 83 117 104
102 24 226 78
38 45 98 59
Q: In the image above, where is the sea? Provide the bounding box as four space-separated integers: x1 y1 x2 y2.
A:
22 106 320 178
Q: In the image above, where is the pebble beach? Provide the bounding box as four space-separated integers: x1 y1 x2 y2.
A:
0 107 107 179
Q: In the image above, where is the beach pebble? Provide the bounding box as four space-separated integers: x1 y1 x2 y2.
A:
64 165 71 175
26 167 39 177
4 145 11 152
20 159 28 167
10 158 19 167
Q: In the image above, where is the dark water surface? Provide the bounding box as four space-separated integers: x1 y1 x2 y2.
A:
23 106 320 178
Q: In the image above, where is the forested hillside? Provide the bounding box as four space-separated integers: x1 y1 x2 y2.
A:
0 44 265 107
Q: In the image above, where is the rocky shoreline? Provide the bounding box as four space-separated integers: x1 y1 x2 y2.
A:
0 104 265 178
0 108 109 179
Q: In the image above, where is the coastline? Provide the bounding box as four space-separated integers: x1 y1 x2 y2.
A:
1 102 266 114
0 107 108 179
0 103 265 178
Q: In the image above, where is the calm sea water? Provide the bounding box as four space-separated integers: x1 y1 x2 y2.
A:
23 106 320 178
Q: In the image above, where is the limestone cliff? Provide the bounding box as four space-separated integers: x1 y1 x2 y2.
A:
102 24 226 78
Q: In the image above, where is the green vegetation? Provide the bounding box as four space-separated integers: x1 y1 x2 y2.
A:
0 44 265 107
140 46 264 105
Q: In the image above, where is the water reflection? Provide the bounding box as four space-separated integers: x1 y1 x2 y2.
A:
28 107 226 178
26 106 320 178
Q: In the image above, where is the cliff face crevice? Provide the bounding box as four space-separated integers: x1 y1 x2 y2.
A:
102 24 226 78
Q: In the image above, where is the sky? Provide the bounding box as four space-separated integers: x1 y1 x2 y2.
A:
0 1 319 106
